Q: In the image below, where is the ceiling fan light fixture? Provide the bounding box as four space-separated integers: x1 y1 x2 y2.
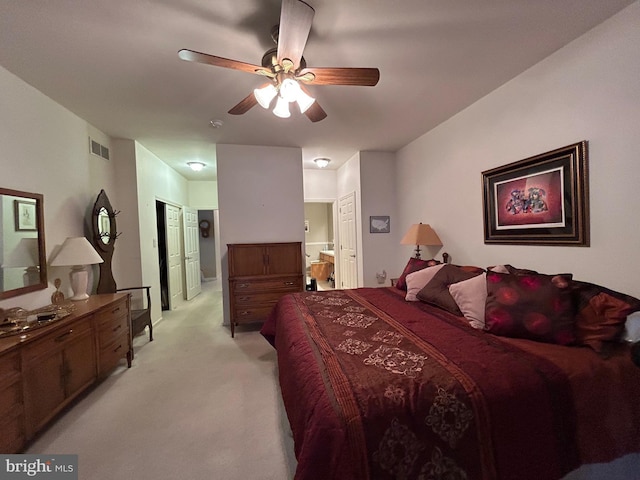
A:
314 158 330 168
273 96 291 118
279 78 301 103
187 161 205 172
254 84 278 109
296 88 315 113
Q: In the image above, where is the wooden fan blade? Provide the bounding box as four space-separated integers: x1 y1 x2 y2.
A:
304 101 327 122
277 0 314 69
298 67 380 86
228 92 258 115
178 49 263 75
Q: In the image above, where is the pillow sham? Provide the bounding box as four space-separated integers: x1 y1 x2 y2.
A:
570 280 640 354
484 271 575 345
395 257 440 291
405 263 446 301
624 312 640 343
449 272 487 329
416 265 483 315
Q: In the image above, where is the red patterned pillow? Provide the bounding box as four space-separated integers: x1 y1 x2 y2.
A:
570 281 640 354
395 257 440 291
485 271 575 345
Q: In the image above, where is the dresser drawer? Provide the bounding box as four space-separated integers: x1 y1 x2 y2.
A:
233 305 277 324
231 276 303 294
233 291 293 307
22 319 92 365
97 313 129 349
94 298 129 327
99 332 130 374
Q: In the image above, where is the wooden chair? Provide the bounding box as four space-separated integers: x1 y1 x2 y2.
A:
117 286 153 341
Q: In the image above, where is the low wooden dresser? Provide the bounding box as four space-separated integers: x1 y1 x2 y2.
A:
0 293 131 452
227 242 304 337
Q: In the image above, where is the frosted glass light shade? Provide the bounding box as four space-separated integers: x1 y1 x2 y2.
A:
273 96 291 118
296 88 316 113
279 78 301 103
254 84 278 109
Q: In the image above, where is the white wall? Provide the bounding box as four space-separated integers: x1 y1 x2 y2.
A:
217 144 305 325
0 65 119 310
303 168 337 200
188 181 218 209
360 151 397 287
396 2 640 298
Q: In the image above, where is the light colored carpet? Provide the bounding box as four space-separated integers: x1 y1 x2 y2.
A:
26 281 297 479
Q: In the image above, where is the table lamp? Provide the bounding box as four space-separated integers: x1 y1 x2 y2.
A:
400 223 442 259
50 237 104 301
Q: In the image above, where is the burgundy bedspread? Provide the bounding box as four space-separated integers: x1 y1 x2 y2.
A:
261 288 640 480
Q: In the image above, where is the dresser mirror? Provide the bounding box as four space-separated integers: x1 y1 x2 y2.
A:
0 187 47 300
91 189 117 293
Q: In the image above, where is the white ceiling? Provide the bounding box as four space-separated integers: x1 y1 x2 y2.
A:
0 0 633 181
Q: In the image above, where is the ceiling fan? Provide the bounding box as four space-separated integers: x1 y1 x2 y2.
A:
178 0 380 122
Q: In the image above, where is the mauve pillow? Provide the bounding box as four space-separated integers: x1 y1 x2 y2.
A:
484 271 575 345
449 273 487 329
570 280 640 354
405 263 446 301
416 265 483 315
395 257 440 291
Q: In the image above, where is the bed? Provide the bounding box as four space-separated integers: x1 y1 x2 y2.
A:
261 263 640 480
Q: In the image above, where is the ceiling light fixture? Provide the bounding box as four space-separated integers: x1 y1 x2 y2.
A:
254 71 316 119
209 119 224 128
314 158 330 168
188 162 205 172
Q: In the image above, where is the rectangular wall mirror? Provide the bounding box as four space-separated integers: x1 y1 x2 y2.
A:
0 187 47 300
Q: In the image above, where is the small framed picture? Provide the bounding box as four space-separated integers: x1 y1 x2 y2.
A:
370 216 390 233
14 199 37 231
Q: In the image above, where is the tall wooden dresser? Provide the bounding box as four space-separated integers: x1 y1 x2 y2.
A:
227 242 304 337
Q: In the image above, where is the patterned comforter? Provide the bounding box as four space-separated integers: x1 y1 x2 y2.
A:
261 287 640 480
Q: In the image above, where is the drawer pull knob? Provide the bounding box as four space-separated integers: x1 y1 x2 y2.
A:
239 296 250 301
114 344 122 352
111 307 121 314
284 282 294 286
239 311 250 316
54 329 73 342
113 324 122 332
238 283 250 288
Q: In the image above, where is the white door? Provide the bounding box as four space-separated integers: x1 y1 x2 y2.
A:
339 192 357 289
166 204 184 309
183 207 202 300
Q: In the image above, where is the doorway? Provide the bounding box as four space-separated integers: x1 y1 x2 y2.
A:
304 201 336 290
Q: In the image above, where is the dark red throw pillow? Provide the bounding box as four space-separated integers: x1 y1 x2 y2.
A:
570 280 640 354
485 271 575 345
395 257 440 291
416 264 483 315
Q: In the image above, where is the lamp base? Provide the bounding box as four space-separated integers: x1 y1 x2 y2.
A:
69 266 90 301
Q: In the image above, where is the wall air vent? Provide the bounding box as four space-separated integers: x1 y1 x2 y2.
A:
89 137 110 160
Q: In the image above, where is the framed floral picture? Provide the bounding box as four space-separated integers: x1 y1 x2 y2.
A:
14 199 37 231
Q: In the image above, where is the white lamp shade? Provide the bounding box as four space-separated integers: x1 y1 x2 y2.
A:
50 237 104 266
254 84 278 109
50 237 103 301
273 96 291 118
279 78 301 103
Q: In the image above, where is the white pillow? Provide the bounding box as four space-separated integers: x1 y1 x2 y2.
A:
405 264 446 301
448 272 487 329
623 311 640 343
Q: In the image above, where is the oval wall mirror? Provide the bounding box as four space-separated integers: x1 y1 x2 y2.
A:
0 187 47 300
91 190 117 293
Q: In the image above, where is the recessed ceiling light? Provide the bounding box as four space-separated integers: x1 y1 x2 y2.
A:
314 158 330 168
209 119 223 128
188 162 205 171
